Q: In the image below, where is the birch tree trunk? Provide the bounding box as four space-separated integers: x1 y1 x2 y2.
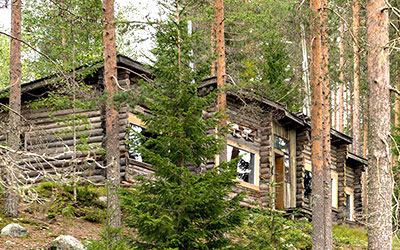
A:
338 21 344 133
362 109 368 215
215 0 227 162
366 0 392 249
4 0 22 218
301 23 311 117
310 0 332 249
352 0 361 155
102 0 121 229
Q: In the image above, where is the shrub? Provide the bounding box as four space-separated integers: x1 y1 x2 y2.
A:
231 209 312 250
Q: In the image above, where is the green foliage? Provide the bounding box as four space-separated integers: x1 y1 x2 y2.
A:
236 32 299 110
121 161 247 250
332 224 368 249
23 0 104 78
222 0 303 111
85 227 133 250
119 1 247 249
232 209 312 250
0 33 10 88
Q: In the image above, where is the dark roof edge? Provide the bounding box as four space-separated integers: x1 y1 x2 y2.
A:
331 128 352 144
347 151 368 167
201 77 358 145
200 77 304 126
116 54 150 74
1 55 149 96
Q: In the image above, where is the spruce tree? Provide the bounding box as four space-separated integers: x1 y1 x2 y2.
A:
120 1 247 249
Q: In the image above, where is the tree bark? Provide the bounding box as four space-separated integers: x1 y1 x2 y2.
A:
352 0 361 155
215 0 226 162
321 0 332 248
102 0 121 229
210 4 216 78
338 21 344 133
366 0 392 249
301 23 311 117
310 0 332 249
362 108 368 216
395 80 399 129
4 0 22 218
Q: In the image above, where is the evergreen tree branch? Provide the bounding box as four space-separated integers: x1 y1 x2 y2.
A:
323 7 360 49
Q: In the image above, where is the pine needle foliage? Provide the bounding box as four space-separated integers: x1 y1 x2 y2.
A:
119 1 247 249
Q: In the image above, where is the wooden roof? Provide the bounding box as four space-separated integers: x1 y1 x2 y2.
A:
0 55 149 104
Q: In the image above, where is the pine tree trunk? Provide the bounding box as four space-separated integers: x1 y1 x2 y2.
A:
366 0 392 249
310 0 332 249
215 0 227 162
102 0 121 229
4 0 22 218
338 21 345 133
321 0 332 248
352 0 361 155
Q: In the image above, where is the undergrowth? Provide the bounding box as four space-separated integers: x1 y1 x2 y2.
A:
32 182 106 223
333 224 368 249
231 208 312 250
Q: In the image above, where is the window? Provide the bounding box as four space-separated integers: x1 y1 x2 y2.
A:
303 162 312 200
128 123 146 162
331 171 339 208
346 194 351 220
345 188 354 221
227 144 256 185
274 136 290 183
274 136 289 154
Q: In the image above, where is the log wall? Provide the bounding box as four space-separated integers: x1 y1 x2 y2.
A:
0 70 132 184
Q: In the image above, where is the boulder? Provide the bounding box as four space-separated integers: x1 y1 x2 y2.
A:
98 196 107 204
1 223 28 238
48 235 86 250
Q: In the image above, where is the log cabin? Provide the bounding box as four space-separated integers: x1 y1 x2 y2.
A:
0 55 367 224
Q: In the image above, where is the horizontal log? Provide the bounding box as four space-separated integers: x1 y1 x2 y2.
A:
27 128 104 145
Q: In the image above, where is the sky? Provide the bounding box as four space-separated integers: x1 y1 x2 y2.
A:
0 5 11 30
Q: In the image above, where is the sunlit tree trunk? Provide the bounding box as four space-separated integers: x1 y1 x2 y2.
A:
366 0 392 249
352 0 361 155
321 0 332 248
102 0 121 229
310 0 332 249
215 0 226 162
4 0 22 218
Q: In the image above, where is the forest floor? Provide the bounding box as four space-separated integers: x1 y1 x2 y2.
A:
0 202 103 250
0 183 399 250
0 183 106 250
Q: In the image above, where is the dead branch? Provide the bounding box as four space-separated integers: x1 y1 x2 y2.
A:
390 86 400 96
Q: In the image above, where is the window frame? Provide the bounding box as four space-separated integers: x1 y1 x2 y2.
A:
226 139 260 190
331 171 339 209
127 112 147 164
344 187 354 221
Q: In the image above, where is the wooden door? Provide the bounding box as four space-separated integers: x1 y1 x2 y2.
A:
275 154 284 209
